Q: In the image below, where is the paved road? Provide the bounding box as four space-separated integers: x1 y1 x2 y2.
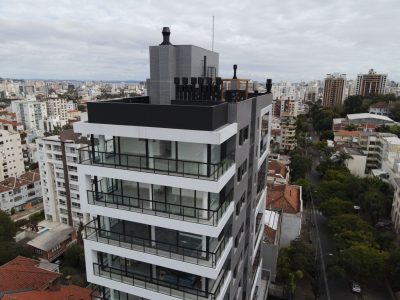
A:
305 133 391 300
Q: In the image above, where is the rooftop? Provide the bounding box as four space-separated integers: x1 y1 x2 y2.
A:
27 221 75 251
347 113 395 122
267 160 288 179
1 285 91 300
0 256 60 293
86 98 230 131
334 130 360 137
0 170 40 193
370 101 392 109
266 183 301 214
264 209 281 244
382 136 400 145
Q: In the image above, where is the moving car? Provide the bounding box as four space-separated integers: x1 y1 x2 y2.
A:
349 280 362 294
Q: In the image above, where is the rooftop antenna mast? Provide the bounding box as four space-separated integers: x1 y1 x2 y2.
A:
212 16 215 51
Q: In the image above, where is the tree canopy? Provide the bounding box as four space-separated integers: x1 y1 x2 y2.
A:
0 211 17 242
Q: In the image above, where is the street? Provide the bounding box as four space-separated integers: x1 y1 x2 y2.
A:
305 135 392 300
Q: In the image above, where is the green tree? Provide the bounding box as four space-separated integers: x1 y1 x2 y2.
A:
361 189 392 224
343 95 365 114
319 198 354 217
290 154 312 181
0 241 33 265
389 101 400 122
387 250 400 290
0 211 17 241
320 130 334 141
64 244 85 271
328 214 371 234
339 244 389 279
334 230 376 249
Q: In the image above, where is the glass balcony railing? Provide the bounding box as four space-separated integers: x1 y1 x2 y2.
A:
93 263 230 300
87 189 233 226
84 218 231 268
78 146 234 181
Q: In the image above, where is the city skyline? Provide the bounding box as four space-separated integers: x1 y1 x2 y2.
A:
1 0 399 82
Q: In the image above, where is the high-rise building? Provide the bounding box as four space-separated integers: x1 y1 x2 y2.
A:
356 69 387 97
271 98 298 118
322 73 346 107
0 129 25 181
11 100 48 135
75 28 272 300
37 130 90 227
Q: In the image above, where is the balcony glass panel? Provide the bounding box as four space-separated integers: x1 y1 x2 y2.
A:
89 178 233 226
78 136 233 181
93 251 230 300
85 217 231 267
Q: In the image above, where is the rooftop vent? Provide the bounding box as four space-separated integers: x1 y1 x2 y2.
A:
160 27 172 45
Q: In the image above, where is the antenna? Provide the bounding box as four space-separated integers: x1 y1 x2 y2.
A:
212 16 215 51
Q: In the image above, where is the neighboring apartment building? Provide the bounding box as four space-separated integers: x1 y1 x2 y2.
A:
271 98 298 118
0 129 25 181
323 73 346 107
356 69 387 97
0 170 41 214
44 93 68 131
391 178 400 233
11 100 47 135
75 28 272 300
37 130 89 227
279 115 297 151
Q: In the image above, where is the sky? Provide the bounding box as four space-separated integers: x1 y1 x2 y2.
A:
0 0 399 82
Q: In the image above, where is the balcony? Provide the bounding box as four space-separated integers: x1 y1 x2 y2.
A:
78 146 234 181
92 262 231 300
87 188 233 227
84 218 231 268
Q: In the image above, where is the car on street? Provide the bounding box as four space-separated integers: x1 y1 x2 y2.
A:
349 280 362 294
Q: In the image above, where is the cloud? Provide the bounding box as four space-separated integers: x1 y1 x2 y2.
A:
0 0 399 82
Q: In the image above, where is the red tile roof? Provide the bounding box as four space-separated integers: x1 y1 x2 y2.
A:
266 184 301 214
334 130 360 137
0 256 60 293
2 285 91 300
268 160 287 179
0 170 40 193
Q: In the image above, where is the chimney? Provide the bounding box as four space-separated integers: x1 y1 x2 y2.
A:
233 64 238 79
160 27 172 45
266 79 272 94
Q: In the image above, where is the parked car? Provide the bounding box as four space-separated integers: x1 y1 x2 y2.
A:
349 280 362 294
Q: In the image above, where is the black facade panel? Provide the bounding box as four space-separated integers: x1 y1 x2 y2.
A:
87 100 228 131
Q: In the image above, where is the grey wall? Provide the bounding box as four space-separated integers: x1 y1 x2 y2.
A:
148 45 218 105
226 93 273 299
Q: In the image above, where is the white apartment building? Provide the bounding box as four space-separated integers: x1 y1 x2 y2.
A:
0 170 42 214
37 130 90 227
11 100 47 135
0 129 25 181
66 100 78 111
46 94 68 122
76 27 272 300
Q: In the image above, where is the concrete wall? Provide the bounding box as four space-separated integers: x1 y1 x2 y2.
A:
148 45 218 105
345 154 367 177
262 242 279 282
280 213 301 247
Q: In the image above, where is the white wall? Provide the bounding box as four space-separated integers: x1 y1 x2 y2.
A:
280 213 301 247
345 155 367 177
